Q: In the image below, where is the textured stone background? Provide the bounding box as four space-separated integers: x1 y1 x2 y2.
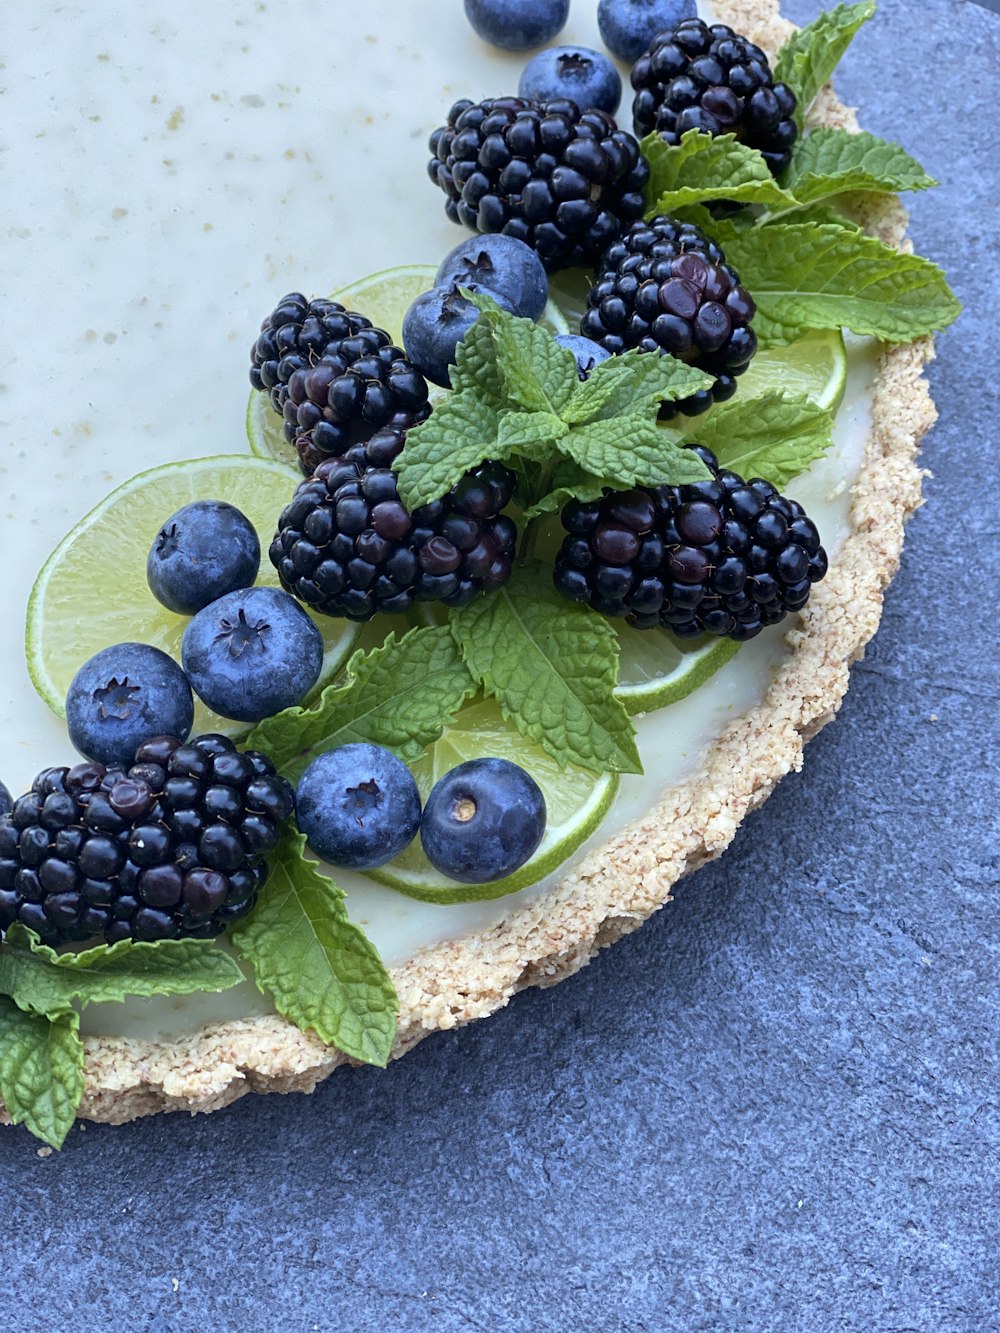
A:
1 1 996 1329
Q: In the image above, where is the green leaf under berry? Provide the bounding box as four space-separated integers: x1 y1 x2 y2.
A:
774 0 876 130
782 128 937 205
0 997 83 1150
247 625 477 782
520 460 611 521
723 222 960 345
687 391 834 489
451 562 641 776
396 390 500 511
560 414 712 490
643 130 797 215
230 832 397 1066
563 347 712 425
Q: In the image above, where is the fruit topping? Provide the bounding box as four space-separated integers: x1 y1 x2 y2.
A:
434 234 550 322
402 284 516 387
598 0 698 64
147 499 261 615
295 743 421 870
463 0 569 52
518 46 623 116
553 333 613 379
419 757 546 884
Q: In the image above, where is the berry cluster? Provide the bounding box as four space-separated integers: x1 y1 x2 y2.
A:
553 446 828 640
428 96 650 270
0 735 294 946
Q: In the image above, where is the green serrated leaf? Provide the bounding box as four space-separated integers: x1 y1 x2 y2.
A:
774 1 876 129
763 203 861 233
0 927 244 1021
783 128 936 205
466 289 578 415
396 390 500 510
448 314 505 410
0 997 84 1150
247 625 477 782
497 409 567 455
230 832 397 1066
560 414 712 490
563 348 712 425
724 222 960 345
687 391 834 488
643 130 797 213
521 460 610 520
451 562 641 775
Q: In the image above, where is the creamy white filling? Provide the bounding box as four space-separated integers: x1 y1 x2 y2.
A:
1 1 878 1041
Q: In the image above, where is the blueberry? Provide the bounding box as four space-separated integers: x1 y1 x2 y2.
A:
295 743 421 870
147 500 261 615
519 46 623 115
402 284 515 388
420 758 546 884
66 643 194 769
597 0 697 62
181 587 323 723
555 334 613 379
464 0 569 51
0 783 10 818
435 235 548 322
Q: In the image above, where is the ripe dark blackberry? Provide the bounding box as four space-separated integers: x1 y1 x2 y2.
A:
581 214 757 416
270 458 518 621
553 446 828 641
249 293 431 476
0 735 294 946
428 95 650 270
631 19 798 174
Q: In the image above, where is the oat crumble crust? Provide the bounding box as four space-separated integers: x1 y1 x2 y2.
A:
1 0 938 1129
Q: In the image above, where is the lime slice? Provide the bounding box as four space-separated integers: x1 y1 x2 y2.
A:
736 328 847 411
614 625 740 715
368 699 619 904
26 456 360 738
247 264 569 464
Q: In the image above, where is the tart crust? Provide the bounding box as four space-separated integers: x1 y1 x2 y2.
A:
2 0 938 1129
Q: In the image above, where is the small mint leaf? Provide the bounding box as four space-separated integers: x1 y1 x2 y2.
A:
762 203 861 233
448 314 505 409
497 409 567 455
230 831 397 1066
687 391 834 488
396 390 500 510
774 1 877 130
247 625 477 782
560 414 712 489
464 289 578 415
783 128 937 205
643 130 797 214
521 460 611 521
0 997 83 1150
563 347 712 425
451 561 641 775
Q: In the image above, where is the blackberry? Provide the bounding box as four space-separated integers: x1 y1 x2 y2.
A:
581 214 757 416
428 95 650 270
270 458 518 621
553 446 828 641
0 735 294 946
249 293 431 476
631 18 798 175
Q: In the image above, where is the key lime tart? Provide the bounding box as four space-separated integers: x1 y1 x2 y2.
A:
0 0 958 1146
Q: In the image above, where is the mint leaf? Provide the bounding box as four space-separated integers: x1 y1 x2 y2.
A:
230 832 397 1066
0 997 83 1150
563 347 712 424
774 1 876 129
522 460 610 520
396 390 500 510
763 203 861 232
783 128 936 204
0 928 244 1020
643 130 796 213
448 314 505 409
688 391 834 488
451 561 641 775
561 415 712 489
248 625 476 782
724 222 960 345
466 289 578 415
497 409 567 454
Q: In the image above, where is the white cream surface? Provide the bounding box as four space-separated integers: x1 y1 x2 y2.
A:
1 1 878 1041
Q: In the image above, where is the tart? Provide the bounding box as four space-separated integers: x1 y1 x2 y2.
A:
0 0 952 1136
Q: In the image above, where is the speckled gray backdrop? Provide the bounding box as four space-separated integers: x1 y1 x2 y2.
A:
2 1 997 1329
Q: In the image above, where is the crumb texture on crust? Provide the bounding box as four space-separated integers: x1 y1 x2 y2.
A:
2 0 938 1131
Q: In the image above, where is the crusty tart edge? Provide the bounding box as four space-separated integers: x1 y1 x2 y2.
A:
2 0 938 1130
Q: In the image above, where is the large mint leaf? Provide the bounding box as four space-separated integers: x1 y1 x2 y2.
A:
783 128 936 205
230 832 397 1066
248 625 477 781
0 998 83 1150
774 1 876 129
497 409 567 455
451 562 641 775
561 415 712 489
395 390 500 510
724 223 960 345
687 391 834 488
0 928 244 1020
563 347 712 425
466 290 579 415
643 130 796 213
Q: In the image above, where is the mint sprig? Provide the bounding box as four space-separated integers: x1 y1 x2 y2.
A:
774 0 877 130
0 998 83 1151
781 128 937 206
644 130 797 215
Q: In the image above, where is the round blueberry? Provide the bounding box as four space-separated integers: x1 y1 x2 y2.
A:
420 758 546 884
402 284 515 388
295 743 421 871
435 234 548 322
66 643 194 769
597 0 698 63
181 587 323 723
146 500 261 616
0 782 11 818
555 334 613 380
519 46 622 115
464 0 569 51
